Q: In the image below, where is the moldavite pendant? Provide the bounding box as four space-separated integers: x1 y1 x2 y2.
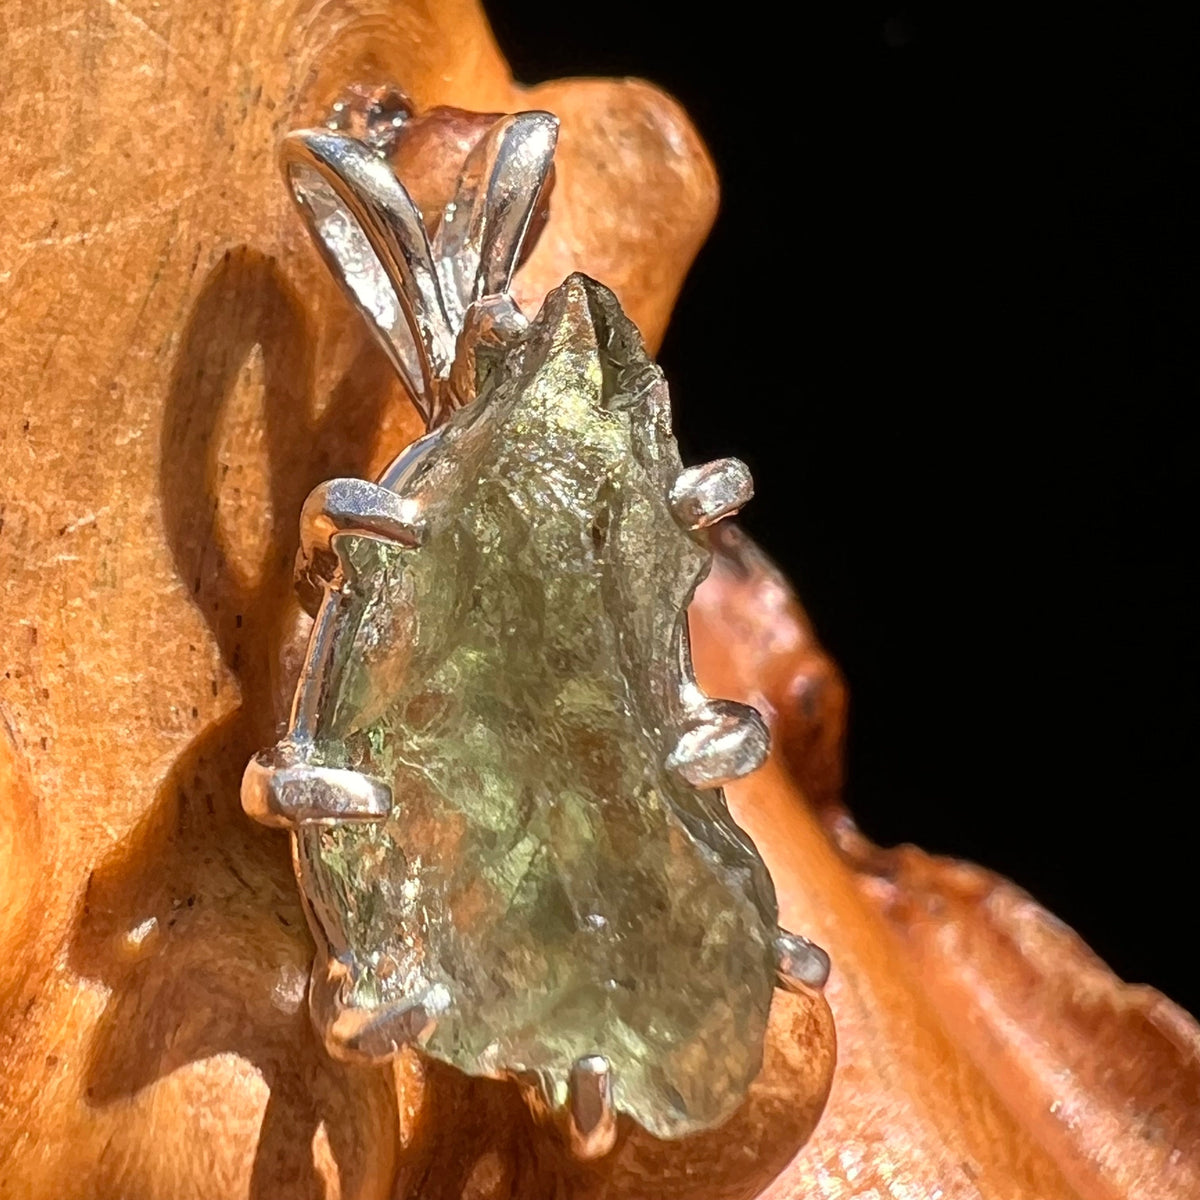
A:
242 106 830 1156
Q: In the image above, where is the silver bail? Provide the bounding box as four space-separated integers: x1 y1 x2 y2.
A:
280 109 558 428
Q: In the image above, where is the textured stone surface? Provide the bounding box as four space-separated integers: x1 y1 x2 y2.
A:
295 274 778 1137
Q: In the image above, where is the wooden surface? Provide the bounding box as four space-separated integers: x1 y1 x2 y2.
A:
692 529 1200 1200
1 2 1197 1198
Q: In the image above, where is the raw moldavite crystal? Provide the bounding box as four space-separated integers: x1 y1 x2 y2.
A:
296 274 778 1137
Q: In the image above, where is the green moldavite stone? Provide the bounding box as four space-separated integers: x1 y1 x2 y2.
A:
297 274 778 1137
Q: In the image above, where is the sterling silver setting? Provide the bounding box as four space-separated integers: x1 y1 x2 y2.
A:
242 101 830 1157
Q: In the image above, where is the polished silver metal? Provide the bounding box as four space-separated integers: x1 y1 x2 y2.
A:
243 100 832 1158
670 457 754 530
242 746 391 828
666 698 771 789
507 1056 619 1160
433 112 558 327
309 952 441 1063
665 450 769 791
284 132 454 416
299 477 426 580
567 1055 619 1160
774 929 832 993
449 293 530 405
281 110 557 427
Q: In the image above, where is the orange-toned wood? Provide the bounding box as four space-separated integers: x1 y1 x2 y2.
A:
691 527 1200 1200
1 2 1196 1198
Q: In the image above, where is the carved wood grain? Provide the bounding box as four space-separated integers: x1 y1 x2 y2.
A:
2 3 1196 1198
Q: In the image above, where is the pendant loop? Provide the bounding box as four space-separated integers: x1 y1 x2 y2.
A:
281 110 557 428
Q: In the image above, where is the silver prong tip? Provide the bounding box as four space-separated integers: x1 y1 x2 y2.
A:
464 293 529 341
567 1055 618 1160
241 749 392 828
774 929 831 993
666 699 769 789
300 477 426 574
669 457 754 531
323 1001 438 1064
310 957 443 1064
450 294 531 405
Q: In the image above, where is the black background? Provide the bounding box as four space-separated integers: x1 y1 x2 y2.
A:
488 5 1199 1014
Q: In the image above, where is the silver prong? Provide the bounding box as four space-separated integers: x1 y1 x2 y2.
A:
774 929 831 993
666 699 770 789
566 1055 618 1160
669 457 754 531
241 747 392 828
299 477 425 578
309 955 439 1064
449 294 529 406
